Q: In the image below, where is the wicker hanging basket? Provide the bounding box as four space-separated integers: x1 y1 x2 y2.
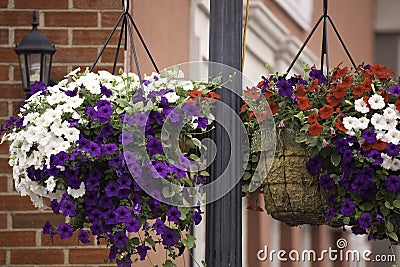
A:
261 128 331 226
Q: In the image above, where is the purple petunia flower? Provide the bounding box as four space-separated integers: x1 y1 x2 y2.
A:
319 173 335 190
152 161 169 178
101 144 118 155
161 228 179 246
50 199 60 214
30 81 47 95
43 221 52 235
60 199 76 217
126 217 141 233
120 131 135 145
351 226 367 235
166 207 181 223
109 245 118 260
117 259 132 267
133 203 141 216
306 155 323 176
113 231 128 248
123 151 137 164
365 149 383 165
50 151 69 167
168 109 183 124
146 136 163 155
362 129 377 144
109 154 123 168
117 175 132 189
105 182 119 197
326 206 336 221
389 84 400 96
104 209 118 226
153 218 166 235
182 103 200 117
115 206 131 223
137 244 151 261
359 213 372 229
192 210 203 225
340 199 355 216
194 116 208 129
100 85 112 97
385 175 400 192
57 223 73 239
376 214 384 223
386 142 399 157
90 221 103 236
134 112 148 128
276 79 293 97
78 229 90 244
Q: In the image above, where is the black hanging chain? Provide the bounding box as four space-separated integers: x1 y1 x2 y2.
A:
285 0 357 78
90 0 159 82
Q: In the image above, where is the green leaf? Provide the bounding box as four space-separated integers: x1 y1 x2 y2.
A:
131 237 140 245
393 200 400 209
201 260 207 267
162 260 177 267
330 153 341 167
145 237 156 248
343 217 350 225
182 234 196 249
388 232 398 242
386 221 394 233
178 207 190 220
385 201 393 209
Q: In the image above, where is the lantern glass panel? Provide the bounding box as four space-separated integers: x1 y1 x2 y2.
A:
42 53 51 85
28 53 41 84
18 54 28 90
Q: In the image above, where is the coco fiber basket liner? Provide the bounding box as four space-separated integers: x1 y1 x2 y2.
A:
262 128 331 227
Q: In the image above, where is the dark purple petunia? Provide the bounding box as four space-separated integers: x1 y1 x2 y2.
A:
153 218 166 235
319 173 335 190
168 109 183 124
386 142 399 157
166 206 181 223
78 229 90 244
105 182 119 197
126 217 141 233
101 143 118 155
192 210 203 225
325 206 336 221
362 129 377 144
309 68 328 84
389 84 400 97
161 228 179 246
109 154 123 168
194 116 208 129
60 199 76 217
100 85 112 97
30 81 47 95
123 151 137 164
359 213 372 229
90 221 103 236
117 175 132 189
117 259 132 267
134 112 148 128
306 155 323 176
276 79 293 97
109 245 118 260
137 244 151 261
133 203 141 216
129 163 142 178
115 206 131 223
340 199 355 216
385 175 400 192
365 149 383 165
84 191 98 206
88 209 102 223
104 209 118 226
50 151 69 167
376 214 384 223
152 161 169 179
87 141 101 157
146 136 163 155
50 199 60 214
113 231 128 248
57 223 73 239
65 87 78 97
351 226 367 235
43 221 52 234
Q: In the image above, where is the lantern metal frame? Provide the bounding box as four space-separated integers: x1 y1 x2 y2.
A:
14 11 56 96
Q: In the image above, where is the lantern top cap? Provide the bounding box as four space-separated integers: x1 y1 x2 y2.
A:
14 11 56 54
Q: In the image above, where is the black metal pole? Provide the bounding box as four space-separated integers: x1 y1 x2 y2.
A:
206 0 243 266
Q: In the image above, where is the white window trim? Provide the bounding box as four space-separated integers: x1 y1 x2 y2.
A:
273 0 314 31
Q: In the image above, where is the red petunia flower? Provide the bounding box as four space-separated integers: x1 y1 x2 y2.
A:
189 89 202 98
297 96 313 110
307 112 318 124
334 119 347 132
318 104 334 119
308 122 323 136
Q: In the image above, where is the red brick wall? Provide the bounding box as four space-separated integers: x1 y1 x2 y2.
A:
0 0 124 266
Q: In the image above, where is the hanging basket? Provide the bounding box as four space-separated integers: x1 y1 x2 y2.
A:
262 128 331 226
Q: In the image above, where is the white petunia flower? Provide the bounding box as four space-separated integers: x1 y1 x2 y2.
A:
164 92 180 103
371 113 388 130
368 94 386 110
356 117 369 130
381 153 392 170
391 158 400 171
67 182 86 198
384 129 400 144
354 98 370 113
45 176 56 192
343 116 359 131
383 106 397 120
